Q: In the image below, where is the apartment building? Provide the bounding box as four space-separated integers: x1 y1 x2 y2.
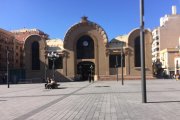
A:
152 6 180 62
0 28 49 83
0 29 15 83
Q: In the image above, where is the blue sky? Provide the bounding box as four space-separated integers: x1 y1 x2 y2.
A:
0 0 180 40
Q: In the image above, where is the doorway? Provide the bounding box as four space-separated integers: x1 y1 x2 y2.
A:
77 61 95 81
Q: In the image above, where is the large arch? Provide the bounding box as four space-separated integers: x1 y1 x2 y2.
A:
24 35 46 82
63 17 109 80
127 28 153 76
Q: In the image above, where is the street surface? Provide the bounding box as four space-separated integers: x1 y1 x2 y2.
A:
0 79 180 120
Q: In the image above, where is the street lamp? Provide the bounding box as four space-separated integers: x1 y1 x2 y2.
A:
7 50 9 88
47 51 59 81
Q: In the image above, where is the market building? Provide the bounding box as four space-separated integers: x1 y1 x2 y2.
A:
152 6 180 76
0 17 153 83
23 17 153 82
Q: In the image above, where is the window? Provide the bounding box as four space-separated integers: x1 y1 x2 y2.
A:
134 36 141 67
48 57 63 69
156 36 159 40
31 41 40 70
77 35 94 59
176 60 179 69
109 54 125 68
156 48 159 51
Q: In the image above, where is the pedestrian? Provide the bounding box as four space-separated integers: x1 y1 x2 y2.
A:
89 74 91 83
45 77 51 89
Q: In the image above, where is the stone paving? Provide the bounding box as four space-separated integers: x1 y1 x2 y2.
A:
0 79 180 120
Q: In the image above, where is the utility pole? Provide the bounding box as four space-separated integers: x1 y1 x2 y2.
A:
140 0 147 103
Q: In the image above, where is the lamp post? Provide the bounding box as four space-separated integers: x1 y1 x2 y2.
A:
140 0 147 103
47 52 59 81
116 55 118 81
7 50 9 88
44 47 47 82
121 48 124 85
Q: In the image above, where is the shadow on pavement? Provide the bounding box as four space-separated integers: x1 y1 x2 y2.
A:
148 100 180 103
56 87 67 89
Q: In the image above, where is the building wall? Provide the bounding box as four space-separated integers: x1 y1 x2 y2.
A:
0 29 15 82
13 40 23 69
159 15 180 51
168 51 177 72
175 57 180 75
160 48 179 75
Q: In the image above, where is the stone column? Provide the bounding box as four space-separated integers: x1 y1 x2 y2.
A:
63 53 67 76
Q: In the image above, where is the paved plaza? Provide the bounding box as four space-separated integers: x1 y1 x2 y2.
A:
0 79 180 120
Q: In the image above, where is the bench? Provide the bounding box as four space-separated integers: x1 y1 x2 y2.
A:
45 83 60 89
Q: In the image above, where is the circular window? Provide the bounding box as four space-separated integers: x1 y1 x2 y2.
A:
83 41 88 46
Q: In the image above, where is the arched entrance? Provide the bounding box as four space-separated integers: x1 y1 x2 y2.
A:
77 61 95 80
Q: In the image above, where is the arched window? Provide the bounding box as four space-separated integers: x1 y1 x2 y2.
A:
32 41 40 70
134 37 141 67
76 35 94 59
